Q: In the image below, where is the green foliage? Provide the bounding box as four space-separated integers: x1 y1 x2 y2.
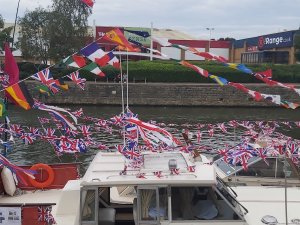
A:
18 60 300 84
0 14 13 50
17 0 91 63
48 0 91 61
294 32 300 62
18 8 51 64
0 15 3 29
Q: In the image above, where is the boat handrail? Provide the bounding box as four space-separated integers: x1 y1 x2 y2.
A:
106 173 197 180
0 203 56 207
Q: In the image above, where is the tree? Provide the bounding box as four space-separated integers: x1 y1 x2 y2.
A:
18 0 91 63
0 14 13 51
294 32 300 62
18 8 51 64
48 0 91 61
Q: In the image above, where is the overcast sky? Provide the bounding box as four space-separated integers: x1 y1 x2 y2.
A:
2 0 300 40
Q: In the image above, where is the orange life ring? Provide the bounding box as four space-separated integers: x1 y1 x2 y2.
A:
29 163 55 189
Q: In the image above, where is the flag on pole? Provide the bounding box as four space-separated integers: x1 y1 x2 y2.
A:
103 28 135 51
4 42 19 86
123 29 150 38
5 82 34 110
81 0 94 8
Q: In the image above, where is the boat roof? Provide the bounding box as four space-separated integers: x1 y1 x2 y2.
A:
81 152 216 187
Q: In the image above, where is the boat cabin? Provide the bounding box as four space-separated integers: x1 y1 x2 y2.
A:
79 152 248 225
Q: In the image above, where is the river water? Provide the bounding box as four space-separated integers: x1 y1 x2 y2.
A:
5 105 300 173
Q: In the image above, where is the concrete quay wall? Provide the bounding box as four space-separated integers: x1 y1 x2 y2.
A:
28 81 300 107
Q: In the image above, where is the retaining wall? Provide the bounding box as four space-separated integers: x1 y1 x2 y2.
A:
27 81 300 107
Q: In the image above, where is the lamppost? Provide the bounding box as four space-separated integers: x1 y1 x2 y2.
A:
206 28 214 53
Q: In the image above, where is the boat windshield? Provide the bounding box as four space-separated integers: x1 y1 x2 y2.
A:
215 157 300 179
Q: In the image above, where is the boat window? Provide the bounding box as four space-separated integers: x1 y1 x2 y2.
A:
138 187 168 223
235 158 298 178
140 189 157 221
214 156 261 177
81 189 97 223
171 186 243 221
99 187 110 207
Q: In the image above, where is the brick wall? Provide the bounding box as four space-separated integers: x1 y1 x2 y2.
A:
27 81 300 107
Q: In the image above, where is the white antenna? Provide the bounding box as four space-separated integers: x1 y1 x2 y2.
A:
126 49 129 111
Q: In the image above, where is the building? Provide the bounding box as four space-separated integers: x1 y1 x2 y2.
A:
231 30 300 64
95 26 231 61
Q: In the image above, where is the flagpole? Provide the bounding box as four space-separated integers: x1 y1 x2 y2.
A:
118 49 126 146
126 50 129 110
150 22 153 61
12 0 21 49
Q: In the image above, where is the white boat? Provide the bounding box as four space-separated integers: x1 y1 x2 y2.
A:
1 150 300 225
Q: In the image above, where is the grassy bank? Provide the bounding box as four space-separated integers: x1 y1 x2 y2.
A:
19 60 300 83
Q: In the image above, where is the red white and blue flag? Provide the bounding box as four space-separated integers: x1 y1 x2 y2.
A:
67 71 86 90
31 68 60 94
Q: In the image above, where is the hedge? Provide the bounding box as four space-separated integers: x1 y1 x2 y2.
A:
17 60 300 83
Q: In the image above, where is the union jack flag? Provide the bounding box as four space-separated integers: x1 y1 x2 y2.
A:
0 124 6 134
42 128 57 141
65 127 79 137
110 114 124 126
196 130 202 143
0 74 9 88
217 123 228 133
20 133 35 145
124 145 141 161
29 127 41 137
97 143 108 150
125 124 139 142
31 68 60 94
38 117 51 124
170 168 180 175
67 71 86 90
228 120 239 128
10 124 23 135
136 173 146 179
281 121 292 129
38 206 51 222
79 125 92 138
294 121 300 128
38 206 56 224
208 128 214 137
72 108 84 118
187 165 195 172
45 210 56 225
153 171 163 178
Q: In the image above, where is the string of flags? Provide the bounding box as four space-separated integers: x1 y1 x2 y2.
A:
1 26 299 112
2 25 300 180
